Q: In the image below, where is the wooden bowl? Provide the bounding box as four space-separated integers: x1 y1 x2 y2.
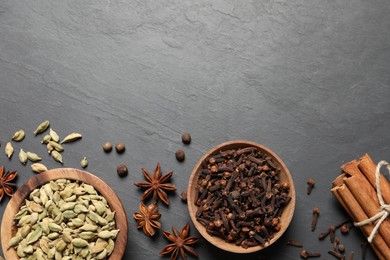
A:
1 168 128 259
187 140 295 254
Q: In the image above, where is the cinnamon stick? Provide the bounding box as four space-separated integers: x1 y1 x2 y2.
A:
358 154 390 204
341 160 361 177
335 184 388 259
332 173 347 187
344 174 390 248
331 185 352 216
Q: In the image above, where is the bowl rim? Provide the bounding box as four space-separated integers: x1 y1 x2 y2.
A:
187 140 296 254
1 167 128 259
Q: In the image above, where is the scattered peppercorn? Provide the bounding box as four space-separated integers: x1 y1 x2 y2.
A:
115 143 126 154
181 132 191 144
175 150 185 162
117 164 128 177
103 142 113 153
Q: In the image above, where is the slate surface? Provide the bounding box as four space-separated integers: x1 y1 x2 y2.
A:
1 0 390 259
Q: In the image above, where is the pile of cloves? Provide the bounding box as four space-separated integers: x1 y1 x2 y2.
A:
193 147 291 248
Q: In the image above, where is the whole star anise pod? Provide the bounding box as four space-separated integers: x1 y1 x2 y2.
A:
160 222 199 260
133 202 161 236
0 166 17 201
134 163 176 205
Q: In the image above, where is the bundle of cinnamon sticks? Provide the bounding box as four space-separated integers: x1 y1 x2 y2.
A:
331 154 390 259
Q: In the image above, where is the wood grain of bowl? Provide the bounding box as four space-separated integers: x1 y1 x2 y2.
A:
187 140 295 254
1 168 128 259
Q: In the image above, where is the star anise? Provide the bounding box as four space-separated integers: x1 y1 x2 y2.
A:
160 222 200 260
0 166 17 201
134 163 176 205
133 202 161 236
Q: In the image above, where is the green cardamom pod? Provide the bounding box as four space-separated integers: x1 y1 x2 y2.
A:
26 151 42 162
33 120 50 135
5 142 14 158
97 230 113 239
51 150 63 163
7 235 22 249
48 141 64 152
31 163 47 173
106 239 115 256
46 143 54 154
12 129 25 142
63 210 77 219
80 223 98 231
20 224 32 238
96 249 108 260
91 240 108 254
55 240 67 252
26 227 42 244
48 223 62 232
80 157 88 168
61 132 82 144
71 238 88 248
49 128 60 142
19 148 28 165
17 244 26 258
41 134 51 144
79 231 96 240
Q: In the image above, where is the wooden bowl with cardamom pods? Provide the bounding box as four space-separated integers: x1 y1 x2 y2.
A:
1 168 128 259
187 140 296 254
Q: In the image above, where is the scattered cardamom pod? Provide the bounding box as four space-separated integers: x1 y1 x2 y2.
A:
31 163 48 174
12 129 25 142
48 141 64 152
61 133 82 144
26 151 42 162
5 142 14 158
81 157 88 168
19 148 28 165
51 150 63 163
49 128 60 142
41 135 51 144
33 120 50 135
46 143 53 154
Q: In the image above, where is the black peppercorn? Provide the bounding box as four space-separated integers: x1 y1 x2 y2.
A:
103 142 112 153
115 143 126 154
117 164 128 177
181 132 191 144
175 150 185 162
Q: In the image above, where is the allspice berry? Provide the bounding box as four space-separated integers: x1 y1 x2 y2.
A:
117 164 128 177
175 150 185 162
115 143 126 154
103 142 113 153
181 132 191 144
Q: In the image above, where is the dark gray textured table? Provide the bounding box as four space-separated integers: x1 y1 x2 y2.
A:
1 0 389 259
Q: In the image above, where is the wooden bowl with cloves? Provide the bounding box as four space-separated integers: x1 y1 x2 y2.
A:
1 168 128 259
187 140 296 254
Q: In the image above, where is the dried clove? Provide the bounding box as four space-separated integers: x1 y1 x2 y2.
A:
329 225 336 243
287 240 303 248
300 250 321 259
328 250 344 260
311 208 319 232
307 178 315 195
